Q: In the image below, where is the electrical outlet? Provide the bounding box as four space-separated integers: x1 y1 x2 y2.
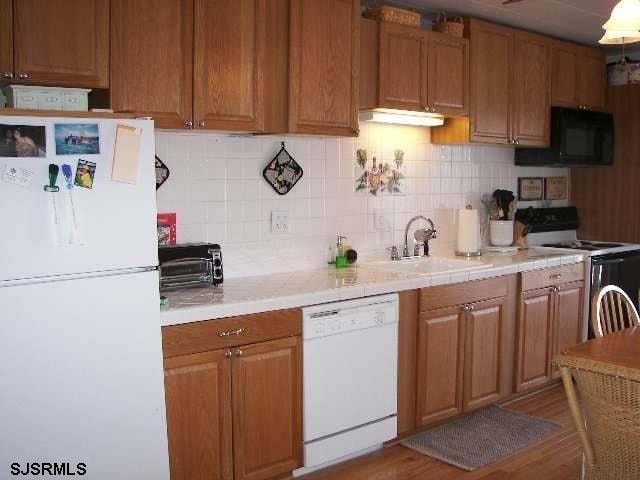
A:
271 210 289 234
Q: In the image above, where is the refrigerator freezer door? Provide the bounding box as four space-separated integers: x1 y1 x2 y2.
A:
0 270 169 479
0 116 158 282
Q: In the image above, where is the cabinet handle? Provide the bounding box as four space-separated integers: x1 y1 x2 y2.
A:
198 121 205 128
2 72 13 79
462 304 472 312
184 120 193 128
18 73 28 79
515 139 520 145
224 350 232 359
550 273 562 279
217 327 246 337
550 286 560 293
234 349 243 357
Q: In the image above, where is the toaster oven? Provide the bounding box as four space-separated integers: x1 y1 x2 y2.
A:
159 243 223 291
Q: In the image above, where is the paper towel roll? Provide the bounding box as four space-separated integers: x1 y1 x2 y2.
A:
456 207 481 255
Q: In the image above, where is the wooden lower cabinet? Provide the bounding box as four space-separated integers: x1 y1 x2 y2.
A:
516 273 585 392
552 281 584 379
163 325 302 480
416 306 465 427
164 350 233 480
463 297 505 411
415 277 513 429
515 287 554 392
232 337 302 480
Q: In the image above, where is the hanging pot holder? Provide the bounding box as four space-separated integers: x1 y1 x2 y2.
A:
155 155 170 190
262 142 303 195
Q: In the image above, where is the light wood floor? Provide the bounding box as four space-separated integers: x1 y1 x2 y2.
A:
304 385 581 480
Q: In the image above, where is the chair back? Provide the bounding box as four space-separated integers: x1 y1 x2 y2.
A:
591 285 640 337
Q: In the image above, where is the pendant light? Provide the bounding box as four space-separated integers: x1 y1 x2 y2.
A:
600 0 640 44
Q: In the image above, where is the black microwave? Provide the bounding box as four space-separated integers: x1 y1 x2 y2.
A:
515 107 614 166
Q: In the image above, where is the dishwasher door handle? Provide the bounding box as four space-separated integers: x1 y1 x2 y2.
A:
310 310 341 319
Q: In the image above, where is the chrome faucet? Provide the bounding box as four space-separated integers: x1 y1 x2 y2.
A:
403 215 437 258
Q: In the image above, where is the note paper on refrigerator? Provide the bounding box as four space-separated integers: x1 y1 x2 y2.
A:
111 124 141 184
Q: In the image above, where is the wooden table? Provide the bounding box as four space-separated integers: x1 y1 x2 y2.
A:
554 327 640 480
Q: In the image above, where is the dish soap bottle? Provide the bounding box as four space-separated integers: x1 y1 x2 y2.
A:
335 234 348 269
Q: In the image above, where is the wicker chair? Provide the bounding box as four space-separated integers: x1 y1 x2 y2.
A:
591 285 640 337
558 363 640 480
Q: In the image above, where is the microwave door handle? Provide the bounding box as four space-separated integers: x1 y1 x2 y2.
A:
594 128 603 162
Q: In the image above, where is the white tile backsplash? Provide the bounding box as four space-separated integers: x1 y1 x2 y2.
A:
155 123 568 278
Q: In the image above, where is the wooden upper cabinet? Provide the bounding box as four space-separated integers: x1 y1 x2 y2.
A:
578 47 606 111
193 0 264 132
416 306 465 427
516 287 554 393
378 23 426 111
111 0 194 129
232 337 302 480
164 350 233 480
468 19 513 144
0 0 13 84
427 32 469 117
512 31 551 147
289 0 359 136
552 40 606 111
13 0 109 88
551 40 579 108
463 297 505 413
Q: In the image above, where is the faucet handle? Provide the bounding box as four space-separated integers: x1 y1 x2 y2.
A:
337 234 347 246
426 228 437 239
386 245 399 261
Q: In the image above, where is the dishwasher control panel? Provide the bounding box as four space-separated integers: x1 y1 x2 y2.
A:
303 294 398 340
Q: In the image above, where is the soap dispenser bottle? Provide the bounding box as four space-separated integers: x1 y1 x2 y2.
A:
335 234 348 269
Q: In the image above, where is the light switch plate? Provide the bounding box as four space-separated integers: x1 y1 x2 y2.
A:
271 210 289 234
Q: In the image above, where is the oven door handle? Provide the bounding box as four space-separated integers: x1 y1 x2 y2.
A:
593 258 625 266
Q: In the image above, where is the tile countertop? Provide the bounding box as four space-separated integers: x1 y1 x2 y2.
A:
160 249 585 327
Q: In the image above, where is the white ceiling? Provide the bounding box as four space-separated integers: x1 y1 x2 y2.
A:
368 0 639 54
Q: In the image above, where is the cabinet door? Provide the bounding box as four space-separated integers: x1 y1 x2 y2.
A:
578 47 606 111
289 0 359 136
552 281 584 379
551 41 579 108
512 31 551 147
164 350 233 480
111 0 194 129
232 337 302 480
469 20 513 144
427 32 469 117
0 0 12 85
13 0 108 88
515 287 554 392
463 297 505 413
378 23 426 111
193 0 264 132
416 306 465 427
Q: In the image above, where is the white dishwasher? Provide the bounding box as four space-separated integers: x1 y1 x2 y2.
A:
299 294 398 472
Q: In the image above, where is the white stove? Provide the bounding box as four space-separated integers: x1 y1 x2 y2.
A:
516 207 640 339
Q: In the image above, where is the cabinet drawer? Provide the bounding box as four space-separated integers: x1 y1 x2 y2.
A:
63 92 89 111
162 308 302 358
420 276 509 311
520 263 584 292
37 91 64 110
12 91 39 109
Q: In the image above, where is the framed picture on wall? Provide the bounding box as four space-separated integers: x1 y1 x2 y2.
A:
545 177 568 200
518 177 544 201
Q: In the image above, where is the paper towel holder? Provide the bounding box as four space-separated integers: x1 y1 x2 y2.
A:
456 205 482 258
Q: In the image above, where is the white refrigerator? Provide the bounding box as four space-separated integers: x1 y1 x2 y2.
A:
0 115 170 479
